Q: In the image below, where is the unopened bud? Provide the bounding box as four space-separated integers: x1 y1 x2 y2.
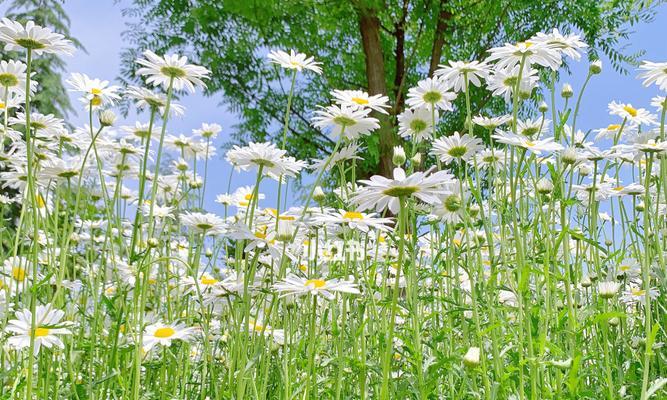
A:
538 102 549 113
536 178 553 194
392 146 406 166
463 347 481 368
99 109 117 127
561 83 574 99
589 60 602 75
313 186 326 203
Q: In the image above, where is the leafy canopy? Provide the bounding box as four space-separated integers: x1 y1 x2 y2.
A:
121 0 660 177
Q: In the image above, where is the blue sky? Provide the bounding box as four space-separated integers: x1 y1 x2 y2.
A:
3 1 667 211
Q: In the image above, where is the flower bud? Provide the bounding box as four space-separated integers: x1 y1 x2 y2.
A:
147 237 159 248
538 101 549 113
598 281 620 299
561 147 578 165
99 109 117 127
468 204 481 218
536 178 553 194
205 248 213 257
580 275 592 288
561 83 574 99
411 152 422 166
589 60 602 75
463 347 481 368
609 316 620 327
313 186 326 203
276 220 295 242
392 146 406 166
578 164 592 176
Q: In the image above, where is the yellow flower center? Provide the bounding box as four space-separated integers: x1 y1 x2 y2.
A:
154 327 176 338
299 264 307 272
525 141 536 147
91 88 102 95
305 279 326 288
91 95 102 106
254 231 267 240
34 327 50 337
0 102 5 109
36 194 46 208
351 97 369 105
623 105 638 117
200 276 218 285
631 288 645 296
619 265 630 271
12 266 26 281
244 193 253 200
607 124 621 131
343 211 364 220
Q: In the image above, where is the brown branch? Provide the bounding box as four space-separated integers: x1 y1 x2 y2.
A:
428 0 452 77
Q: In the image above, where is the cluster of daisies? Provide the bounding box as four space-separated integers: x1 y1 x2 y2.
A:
0 16 666 400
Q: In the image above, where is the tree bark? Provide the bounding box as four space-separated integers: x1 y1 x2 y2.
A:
428 0 452 77
358 6 395 178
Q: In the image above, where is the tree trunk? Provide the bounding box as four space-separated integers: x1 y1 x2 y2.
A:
358 7 395 178
428 0 452 77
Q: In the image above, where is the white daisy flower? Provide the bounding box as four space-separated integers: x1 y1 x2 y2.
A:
267 49 322 74
608 101 656 126
125 85 186 117
352 167 454 214
406 77 456 111
331 89 390 114
491 130 563 155
472 115 511 130
598 281 621 299
66 73 120 108
434 60 490 93
397 106 436 142
6 304 73 355
486 40 561 71
0 59 36 95
193 122 222 139
431 131 484 164
313 209 394 232
310 142 363 171
136 50 210 93
0 18 74 55
621 285 659 305
637 60 667 91
142 322 198 352
486 65 539 103
311 104 380 140
225 141 306 181
273 275 360 300
530 29 587 61
180 211 226 235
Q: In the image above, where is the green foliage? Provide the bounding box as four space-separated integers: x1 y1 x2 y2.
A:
121 0 661 178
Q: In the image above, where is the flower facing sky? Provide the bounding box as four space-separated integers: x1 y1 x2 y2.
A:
67 72 120 108
406 77 456 111
0 18 74 55
311 104 380 140
136 50 210 93
273 275 360 300
352 167 454 214
267 49 322 74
